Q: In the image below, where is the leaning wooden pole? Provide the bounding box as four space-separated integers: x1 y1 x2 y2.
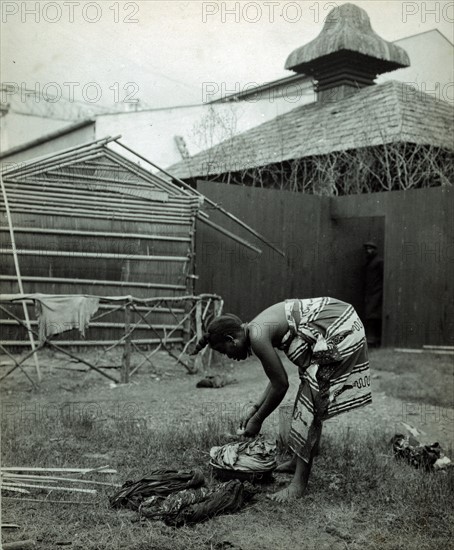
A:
113 139 285 257
0 173 41 381
121 302 131 384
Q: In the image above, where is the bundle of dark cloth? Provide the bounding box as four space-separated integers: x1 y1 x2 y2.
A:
391 434 451 471
196 374 237 388
109 469 205 510
140 480 256 526
109 469 256 526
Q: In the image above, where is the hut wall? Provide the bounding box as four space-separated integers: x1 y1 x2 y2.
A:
0 144 198 346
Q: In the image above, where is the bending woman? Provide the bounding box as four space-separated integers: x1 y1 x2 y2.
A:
192 297 372 502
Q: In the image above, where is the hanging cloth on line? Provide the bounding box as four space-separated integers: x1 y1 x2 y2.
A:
30 294 100 341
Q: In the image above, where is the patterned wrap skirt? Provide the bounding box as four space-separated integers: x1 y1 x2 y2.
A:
278 297 372 463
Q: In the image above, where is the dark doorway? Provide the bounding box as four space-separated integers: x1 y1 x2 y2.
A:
320 216 385 331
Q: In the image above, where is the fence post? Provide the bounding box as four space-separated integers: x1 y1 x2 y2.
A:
194 299 203 371
121 302 131 384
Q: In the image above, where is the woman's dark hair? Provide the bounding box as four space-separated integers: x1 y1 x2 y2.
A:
191 313 243 355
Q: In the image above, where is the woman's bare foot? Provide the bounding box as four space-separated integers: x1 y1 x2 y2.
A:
267 482 304 502
275 457 297 473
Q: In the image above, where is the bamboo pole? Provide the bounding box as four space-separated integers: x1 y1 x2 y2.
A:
1 319 183 331
103 150 183 196
2 190 194 216
0 338 184 347
0 342 44 383
0 275 186 290
129 343 161 376
1 467 116 474
2 539 36 549
0 485 30 494
8 151 106 181
3 185 189 212
3 136 120 178
2 474 121 487
0 173 41 382
1 482 97 494
2 203 191 226
131 305 193 372
114 138 285 257
0 249 189 262
199 216 262 254
121 303 131 384
2 204 193 225
3 497 93 504
0 344 38 388
0 305 119 382
0 227 191 243
1 293 222 304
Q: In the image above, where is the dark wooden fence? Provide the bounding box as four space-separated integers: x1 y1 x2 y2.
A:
195 182 453 348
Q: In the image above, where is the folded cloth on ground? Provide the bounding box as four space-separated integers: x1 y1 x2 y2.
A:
196 374 237 388
210 437 277 472
391 434 451 471
32 294 100 341
140 480 256 526
109 469 205 510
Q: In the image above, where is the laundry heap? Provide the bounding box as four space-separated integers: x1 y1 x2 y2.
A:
109 469 256 526
140 480 256 526
109 470 205 510
391 434 452 471
210 437 277 472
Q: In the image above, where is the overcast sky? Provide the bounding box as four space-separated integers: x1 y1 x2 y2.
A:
2 0 453 109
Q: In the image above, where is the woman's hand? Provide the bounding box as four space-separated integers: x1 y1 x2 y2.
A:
239 405 258 431
243 416 262 437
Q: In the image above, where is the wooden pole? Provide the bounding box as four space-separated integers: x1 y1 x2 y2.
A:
0 226 191 243
3 136 120 177
121 303 131 384
114 138 285 257
194 299 204 372
0 173 41 381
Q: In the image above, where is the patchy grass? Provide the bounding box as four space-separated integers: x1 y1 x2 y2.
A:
1 347 453 549
369 349 454 408
2 404 453 550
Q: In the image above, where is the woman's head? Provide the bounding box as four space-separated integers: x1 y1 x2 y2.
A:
191 313 250 361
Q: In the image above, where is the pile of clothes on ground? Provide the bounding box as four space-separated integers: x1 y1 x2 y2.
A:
210 437 277 474
391 434 452 471
109 469 256 527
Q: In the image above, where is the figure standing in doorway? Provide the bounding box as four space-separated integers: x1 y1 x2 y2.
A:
363 241 384 347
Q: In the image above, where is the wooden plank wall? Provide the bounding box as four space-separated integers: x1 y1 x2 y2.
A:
196 183 453 347
331 187 454 347
195 182 330 321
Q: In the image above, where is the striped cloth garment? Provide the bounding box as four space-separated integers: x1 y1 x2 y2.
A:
278 297 372 463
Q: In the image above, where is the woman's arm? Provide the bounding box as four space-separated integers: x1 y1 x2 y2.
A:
254 382 272 409
244 339 289 435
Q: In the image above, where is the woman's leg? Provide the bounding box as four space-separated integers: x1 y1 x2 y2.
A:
276 423 323 474
269 445 316 502
314 422 323 456
275 453 297 473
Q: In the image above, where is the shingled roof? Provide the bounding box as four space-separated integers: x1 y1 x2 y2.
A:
169 80 454 180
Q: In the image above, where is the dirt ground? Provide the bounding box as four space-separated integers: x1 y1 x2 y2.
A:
2 347 453 451
1 346 453 550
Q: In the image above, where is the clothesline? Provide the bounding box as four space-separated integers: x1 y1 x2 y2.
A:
0 293 224 386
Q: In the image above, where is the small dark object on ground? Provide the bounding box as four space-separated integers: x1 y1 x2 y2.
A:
391 434 443 471
196 374 237 388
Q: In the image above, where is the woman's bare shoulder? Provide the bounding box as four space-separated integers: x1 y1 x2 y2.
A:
249 302 288 343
